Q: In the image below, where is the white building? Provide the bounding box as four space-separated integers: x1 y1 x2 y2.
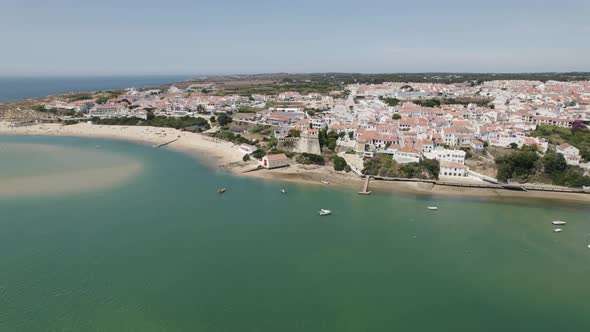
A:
89 104 128 119
557 143 581 166
424 148 466 165
471 140 484 151
556 143 580 157
440 162 468 177
262 153 289 169
393 146 420 164
239 144 257 155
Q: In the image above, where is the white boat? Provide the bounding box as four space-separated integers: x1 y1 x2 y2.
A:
427 206 439 210
554 228 563 233
95 145 101 148
319 209 332 216
281 189 287 194
321 180 330 185
552 221 566 225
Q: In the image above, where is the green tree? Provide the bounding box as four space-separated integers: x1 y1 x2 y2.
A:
392 113 402 120
251 149 266 159
495 151 539 182
210 116 216 122
288 129 301 137
95 96 110 104
146 110 155 121
348 131 354 140
382 97 401 107
509 142 518 149
333 156 347 171
543 152 567 175
216 113 232 127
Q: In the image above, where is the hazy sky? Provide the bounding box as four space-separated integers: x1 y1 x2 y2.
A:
1 0 589 76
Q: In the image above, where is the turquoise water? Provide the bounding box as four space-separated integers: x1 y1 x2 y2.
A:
1 136 589 331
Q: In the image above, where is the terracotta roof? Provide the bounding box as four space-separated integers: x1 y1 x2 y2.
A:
265 153 288 161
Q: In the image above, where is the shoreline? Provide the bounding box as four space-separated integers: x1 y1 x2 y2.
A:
1 121 589 204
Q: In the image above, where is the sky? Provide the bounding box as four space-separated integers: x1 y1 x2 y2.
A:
1 0 589 76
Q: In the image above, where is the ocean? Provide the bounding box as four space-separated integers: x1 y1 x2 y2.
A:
0 76 193 103
1 135 589 331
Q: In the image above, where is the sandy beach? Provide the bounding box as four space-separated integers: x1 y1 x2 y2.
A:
1 121 589 203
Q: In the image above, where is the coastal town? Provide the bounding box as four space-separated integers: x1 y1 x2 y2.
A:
2 75 590 193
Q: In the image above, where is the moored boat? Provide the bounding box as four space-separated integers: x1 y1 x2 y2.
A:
554 228 563 233
427 206 438 210
218 188 226 193
552 220 566 225
281 189 287 194
319 209 331 216
321 180 330 185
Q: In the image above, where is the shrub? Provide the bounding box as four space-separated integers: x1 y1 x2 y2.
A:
296 153 325 165
333 156 347 171
251 149 266 159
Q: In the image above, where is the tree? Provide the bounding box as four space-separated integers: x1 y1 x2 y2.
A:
216 113 232 127
95 96 109 104
146 110 155 121
326 130 339 151
392 114 401 120
338 132 346 139
242 154 250 162
495 151 539 182
251 149 266 159
509 142 518 149
348 131 354 140
543 152 567 175
382 97 401 107
210 116 216 122
333 156 347 171
288 129 301 137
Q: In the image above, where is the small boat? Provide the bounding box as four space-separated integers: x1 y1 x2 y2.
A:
321 180 330 185
95 145 101 148
281 189 287 194
552 221 566 225
218 188 226 194
554 228 563 233
427 206 439 210
319 209 332 216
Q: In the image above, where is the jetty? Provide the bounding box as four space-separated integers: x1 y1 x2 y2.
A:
358 176 372 195
156 138 179 148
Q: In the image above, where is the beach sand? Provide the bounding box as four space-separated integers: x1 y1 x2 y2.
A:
1 121 589 203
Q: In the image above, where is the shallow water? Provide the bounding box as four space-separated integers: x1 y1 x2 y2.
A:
0 141 141 197
0 135 589 331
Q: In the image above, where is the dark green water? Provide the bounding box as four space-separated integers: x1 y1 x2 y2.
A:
1 136 589 332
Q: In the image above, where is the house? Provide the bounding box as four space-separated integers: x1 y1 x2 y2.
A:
393 146 420 164
440 162 468 177
563 154 581 166
239 144 257 155
471 140 484 151
88 104 128 118
556 143 580 157
425 148 466 164
262 153 289 169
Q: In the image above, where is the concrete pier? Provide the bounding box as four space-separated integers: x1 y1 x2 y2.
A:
358 176 372 195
